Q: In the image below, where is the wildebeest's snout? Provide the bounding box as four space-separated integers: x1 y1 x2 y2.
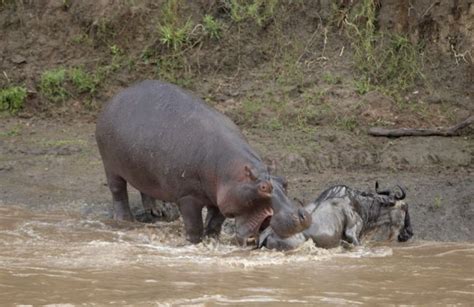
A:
270 205 312 239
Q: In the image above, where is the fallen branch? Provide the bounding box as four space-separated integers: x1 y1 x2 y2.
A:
368 115 474 137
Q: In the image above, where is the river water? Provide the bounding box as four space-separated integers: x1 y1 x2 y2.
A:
1 205 473 306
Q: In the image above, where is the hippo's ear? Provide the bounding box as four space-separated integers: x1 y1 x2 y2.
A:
244 165 258 181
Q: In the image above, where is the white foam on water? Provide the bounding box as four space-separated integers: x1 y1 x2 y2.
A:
0 205 400 271
159 294 309 305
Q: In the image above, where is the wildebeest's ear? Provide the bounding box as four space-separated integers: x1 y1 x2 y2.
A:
244 165 258 181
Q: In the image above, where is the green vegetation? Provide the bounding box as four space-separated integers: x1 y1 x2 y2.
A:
233 94 332 132
434 195 443 209
158 0 194 51
0 124 22 137
203 15 222 40
159 21 193 51
0 0 18 8
322 73 342 85
39 138 87 147
354 78 371 95
3 0 450 132
0 86 27 114
155 55 193 88
227 0 279 26
343 0 424 100
69 67 100 94
39 67 104 104
336 116 359 132
71 33 92 45
39 68 68 102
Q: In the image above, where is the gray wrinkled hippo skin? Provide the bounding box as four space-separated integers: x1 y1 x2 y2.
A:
259 183 413 250
96 80 311 244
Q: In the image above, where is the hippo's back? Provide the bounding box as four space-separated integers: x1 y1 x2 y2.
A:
97 80 240 137
95 80 251 201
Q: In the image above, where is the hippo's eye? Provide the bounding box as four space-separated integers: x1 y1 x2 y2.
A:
259 182 272 194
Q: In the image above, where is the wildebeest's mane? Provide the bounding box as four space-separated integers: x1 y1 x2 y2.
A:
313 185 396 227
313 185 351 203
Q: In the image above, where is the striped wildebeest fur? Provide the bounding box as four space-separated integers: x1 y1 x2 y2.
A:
258 182 413 250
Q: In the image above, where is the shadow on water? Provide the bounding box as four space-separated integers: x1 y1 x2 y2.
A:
0 204 473 305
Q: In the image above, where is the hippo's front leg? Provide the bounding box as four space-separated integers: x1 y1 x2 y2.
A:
177 196 204 243
204 206 226 238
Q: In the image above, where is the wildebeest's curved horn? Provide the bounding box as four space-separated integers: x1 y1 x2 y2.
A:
394 185 406 200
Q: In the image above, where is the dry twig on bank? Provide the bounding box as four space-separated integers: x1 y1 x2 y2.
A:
368 115 474 137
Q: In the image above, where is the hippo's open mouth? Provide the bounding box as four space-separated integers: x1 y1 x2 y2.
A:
235 207 273 246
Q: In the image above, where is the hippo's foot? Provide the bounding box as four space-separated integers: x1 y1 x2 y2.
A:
113 200 135 222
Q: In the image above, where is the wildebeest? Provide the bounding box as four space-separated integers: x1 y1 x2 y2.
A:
258 182 414 250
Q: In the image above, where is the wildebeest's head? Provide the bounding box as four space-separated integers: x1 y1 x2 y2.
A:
365 183 413 243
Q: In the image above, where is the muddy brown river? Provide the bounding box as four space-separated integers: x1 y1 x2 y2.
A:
1 205 473 306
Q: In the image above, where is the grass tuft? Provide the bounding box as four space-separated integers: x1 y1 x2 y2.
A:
0 86 27 114
69 67 100 94
39 68 68 102
203 15 222 40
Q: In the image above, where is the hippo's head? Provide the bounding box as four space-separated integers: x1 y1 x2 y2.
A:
366 184 414 243
217 165 311 245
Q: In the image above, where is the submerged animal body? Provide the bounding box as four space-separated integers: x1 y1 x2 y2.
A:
259 183 413 250
96 80 311 244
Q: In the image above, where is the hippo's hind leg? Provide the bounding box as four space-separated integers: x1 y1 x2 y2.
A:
177 196 204 243
204 206 226 238
106 173 134 222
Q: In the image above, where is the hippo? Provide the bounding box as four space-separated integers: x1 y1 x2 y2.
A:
96 80 311 244
259 183 413 250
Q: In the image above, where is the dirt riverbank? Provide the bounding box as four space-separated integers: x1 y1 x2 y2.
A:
1 117 472 242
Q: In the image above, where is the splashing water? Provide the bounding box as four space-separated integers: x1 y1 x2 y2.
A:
0 205 472 305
